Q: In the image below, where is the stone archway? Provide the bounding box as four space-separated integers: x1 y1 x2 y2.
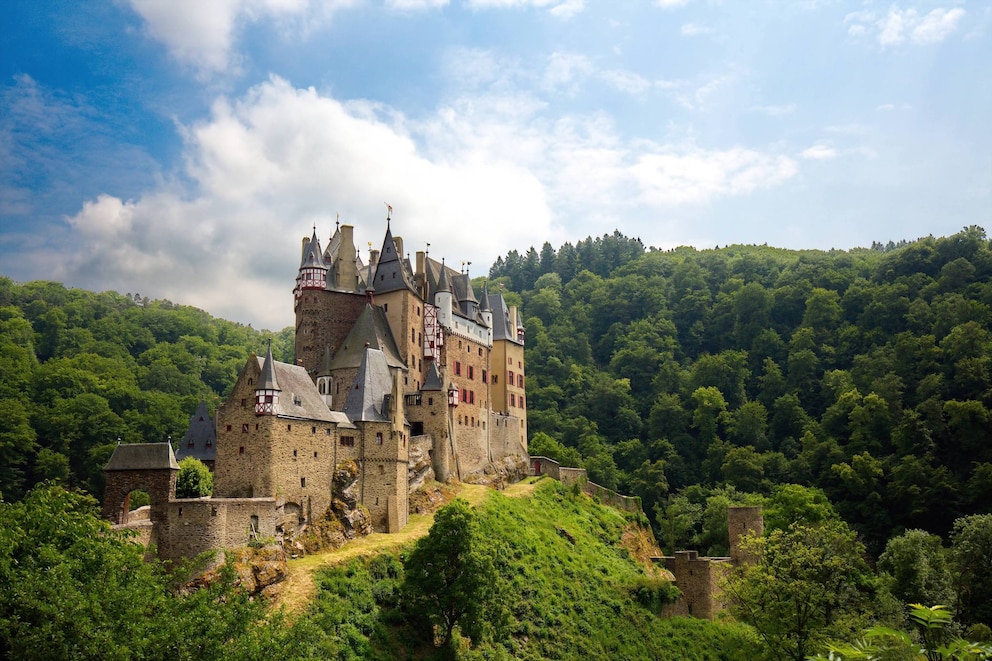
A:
102 443 179 525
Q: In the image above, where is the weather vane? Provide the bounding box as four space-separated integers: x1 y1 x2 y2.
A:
385 203 392 222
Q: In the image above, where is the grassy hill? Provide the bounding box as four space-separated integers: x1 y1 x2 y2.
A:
281 479 758 660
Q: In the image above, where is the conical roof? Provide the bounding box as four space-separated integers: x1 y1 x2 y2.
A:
422 361 443 391
371 224 418 294
258 342 281 391
299 228 327 270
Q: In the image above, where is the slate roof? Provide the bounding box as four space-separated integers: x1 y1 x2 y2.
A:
371 225 418 295
422 361 444 391
343 348 394 422
322 225 368 292
328 304 406 371
299 229 327 270
252 355 353 426
176 399 216 463
105 443 180 471
258 343 281 391
488 292 522 344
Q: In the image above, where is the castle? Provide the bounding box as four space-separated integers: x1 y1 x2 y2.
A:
102 215 529 561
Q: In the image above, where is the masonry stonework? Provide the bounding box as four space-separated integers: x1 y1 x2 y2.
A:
104 216 529 563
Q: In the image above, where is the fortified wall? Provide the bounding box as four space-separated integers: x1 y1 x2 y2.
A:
659 506 764 620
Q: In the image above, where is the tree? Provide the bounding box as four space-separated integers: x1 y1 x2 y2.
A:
878 529 953 608
949 514 992 627
175 457 213 498
401 499 503 649
723 520 875 661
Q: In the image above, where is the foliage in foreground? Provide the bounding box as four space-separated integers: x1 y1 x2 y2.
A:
813 604 992 661
0 481 757 660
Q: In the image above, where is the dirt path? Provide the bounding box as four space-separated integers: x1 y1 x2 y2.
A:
274 482 520 614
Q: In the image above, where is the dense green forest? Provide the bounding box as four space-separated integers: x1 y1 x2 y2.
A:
0 279 293 501
2 227 992 657
489 226 992 555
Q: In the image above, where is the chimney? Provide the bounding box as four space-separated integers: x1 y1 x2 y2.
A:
394 236 404 261
301 236 309 259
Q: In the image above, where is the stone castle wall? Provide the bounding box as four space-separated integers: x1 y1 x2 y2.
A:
296 289 367 376
159 497 277 562
661 551 730 619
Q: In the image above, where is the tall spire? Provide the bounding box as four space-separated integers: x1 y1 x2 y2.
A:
255 340 281 415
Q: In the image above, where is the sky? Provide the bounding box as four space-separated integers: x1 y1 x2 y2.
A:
1 0 990 330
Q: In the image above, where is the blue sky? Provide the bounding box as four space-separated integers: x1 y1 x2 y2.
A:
2 0 989 329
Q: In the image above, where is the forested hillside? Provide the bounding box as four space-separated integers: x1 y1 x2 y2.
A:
0 279 292 501
491 226 992 553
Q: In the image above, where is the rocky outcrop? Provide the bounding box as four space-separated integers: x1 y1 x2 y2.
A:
407 441 435 493
295 461 373 554
462 455 529 490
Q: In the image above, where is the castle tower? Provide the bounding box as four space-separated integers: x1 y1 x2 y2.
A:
728 506 764 566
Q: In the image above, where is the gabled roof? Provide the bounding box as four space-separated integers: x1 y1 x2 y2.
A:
343 348 394 422
105 443 179 471
176 399 216 463
252 355 352 425
328 304 406 371
316 345 334 378
371 225 418 295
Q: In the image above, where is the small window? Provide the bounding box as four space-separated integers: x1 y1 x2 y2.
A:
378 465 385 475
376 432 383 445
341 436 355 447
454 361 461 376
242 424 249 433
240 399 246 407
428 397 434 405
287 424 292 431
468 365 474 379
239 446 245 455
508 357 512 365
311 426 316 434
301 477 306 488
518 375 524 388
188 439 194 448
326 428 331 436
482 369 487 383
493 375 498 384
226 424 233 432
314 451 318 458
293 449 298 457
479 348 483 356
383 303 388 312
510 393 516 407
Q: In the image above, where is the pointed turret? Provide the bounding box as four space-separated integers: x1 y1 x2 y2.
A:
479 283 493 343
456 273 479 318
296 228 328 293
255 342 281 415
435 259 454 328
371 222 418 295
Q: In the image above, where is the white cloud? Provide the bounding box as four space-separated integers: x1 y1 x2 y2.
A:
680 23 714 37
60 73 797 327
387 0 449 9
656 0 690 8
846 6 966 47
801 144 837 160
630 148 798 205
464 0 584 16
125 0 355 75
